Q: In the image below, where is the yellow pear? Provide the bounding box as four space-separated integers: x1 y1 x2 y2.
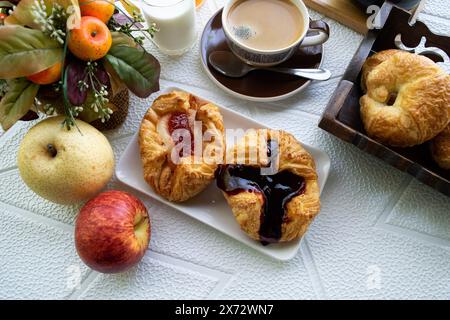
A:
17 116 114 205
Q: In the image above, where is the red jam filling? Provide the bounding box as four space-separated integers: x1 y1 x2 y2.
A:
168 112 194 157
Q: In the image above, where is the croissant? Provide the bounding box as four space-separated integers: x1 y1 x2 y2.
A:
360 49 401 92
360 50 450 147
139 91 225 202
431 125 450 170
216 129 320 244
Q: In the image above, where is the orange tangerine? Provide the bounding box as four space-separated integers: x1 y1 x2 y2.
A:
27 62 63 85
68 16 112 61
79 0 115 23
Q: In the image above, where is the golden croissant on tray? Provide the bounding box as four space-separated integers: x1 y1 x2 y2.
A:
360 50 450 148
139 91 225 202
215 129 321 244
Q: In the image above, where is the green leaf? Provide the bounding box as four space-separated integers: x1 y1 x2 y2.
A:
111 31 137 48
0 25 63 79
59 0 80 9
4 0 46 28
103 59 126 97
0 78 39 130
104 46 160 98
0 1 14 8
5 0 79 28
3 14 20 25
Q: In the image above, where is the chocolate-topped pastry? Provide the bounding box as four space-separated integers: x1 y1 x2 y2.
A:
216 129 320 244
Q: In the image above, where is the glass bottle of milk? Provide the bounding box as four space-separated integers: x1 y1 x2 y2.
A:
136 0 197 56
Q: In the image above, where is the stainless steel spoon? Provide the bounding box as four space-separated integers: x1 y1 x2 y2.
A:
208 51 331 81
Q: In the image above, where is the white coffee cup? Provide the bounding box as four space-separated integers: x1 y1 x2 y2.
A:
222 0 330 66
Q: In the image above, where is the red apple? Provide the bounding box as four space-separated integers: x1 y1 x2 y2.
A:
75 190 151 273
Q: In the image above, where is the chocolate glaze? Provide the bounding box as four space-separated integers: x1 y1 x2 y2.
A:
216 141 306 245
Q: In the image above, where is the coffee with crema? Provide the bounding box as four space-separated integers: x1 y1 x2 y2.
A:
227 0 304 51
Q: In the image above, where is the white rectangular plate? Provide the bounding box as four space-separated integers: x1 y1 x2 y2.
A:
116 87 330 261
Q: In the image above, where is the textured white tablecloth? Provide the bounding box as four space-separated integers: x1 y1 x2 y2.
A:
0 0 449 299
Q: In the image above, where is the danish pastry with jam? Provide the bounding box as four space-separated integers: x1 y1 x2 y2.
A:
139 91 224 202
216 129 320 244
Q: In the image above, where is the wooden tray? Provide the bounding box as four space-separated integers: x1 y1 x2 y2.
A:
318 3 450 197
304 0 424 34
304 0 368 34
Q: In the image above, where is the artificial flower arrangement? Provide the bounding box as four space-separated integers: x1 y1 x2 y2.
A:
0 0 161 131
